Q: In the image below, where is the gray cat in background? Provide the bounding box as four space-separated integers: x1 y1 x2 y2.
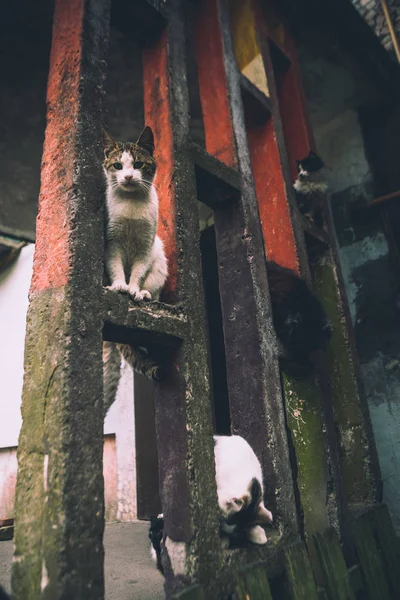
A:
102 127 168 416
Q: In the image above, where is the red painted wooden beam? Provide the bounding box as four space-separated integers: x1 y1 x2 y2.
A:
274 33 316 183
143 31 178 303
194 0 237 168
12 0 110 597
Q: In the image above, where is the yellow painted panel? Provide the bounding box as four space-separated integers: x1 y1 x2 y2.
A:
228 0 269 96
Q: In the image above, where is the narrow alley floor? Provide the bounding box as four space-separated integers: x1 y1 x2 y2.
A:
0 521 165 599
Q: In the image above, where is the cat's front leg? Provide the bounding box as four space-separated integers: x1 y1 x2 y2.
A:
106 247 129 293
128 261 152 302
246 525 268 545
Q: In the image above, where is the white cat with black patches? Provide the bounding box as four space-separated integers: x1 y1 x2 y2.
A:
149 435 273 574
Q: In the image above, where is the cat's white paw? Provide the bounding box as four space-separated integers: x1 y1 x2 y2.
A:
141 290 152 301
129 287 144 302
246 525 268 545
106 281 129 293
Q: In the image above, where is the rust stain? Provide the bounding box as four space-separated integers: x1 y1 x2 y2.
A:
248 121 299 272
31 0 84 293
143 31 178 302
194 0 237 168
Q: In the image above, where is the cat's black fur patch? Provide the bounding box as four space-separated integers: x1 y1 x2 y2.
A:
0 586 11 600
225 478 262 528
149 515 164 575
267 261 332 377
294 150 327 229
296 150 324 174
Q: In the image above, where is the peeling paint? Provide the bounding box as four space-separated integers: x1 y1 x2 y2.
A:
339 232 389 323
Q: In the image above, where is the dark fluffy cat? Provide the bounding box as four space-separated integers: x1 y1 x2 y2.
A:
294 150 327 229
267 261 332 377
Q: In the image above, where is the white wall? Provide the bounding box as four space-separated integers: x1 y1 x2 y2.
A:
0 244 33 448
0 244 137 521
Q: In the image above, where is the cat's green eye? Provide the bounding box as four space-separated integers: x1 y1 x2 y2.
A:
113 162 123 170
134 161 144 169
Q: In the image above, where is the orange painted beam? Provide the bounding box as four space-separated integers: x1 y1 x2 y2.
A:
30 0 85 293
142 32 177 302
247 121 298 271
275 33 315 182
194 0 237 167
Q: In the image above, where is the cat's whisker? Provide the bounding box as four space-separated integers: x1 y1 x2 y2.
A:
142 179 161 192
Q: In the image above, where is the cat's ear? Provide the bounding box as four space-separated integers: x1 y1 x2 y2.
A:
137 126 155 156
103 130 116 157
255 504 273 524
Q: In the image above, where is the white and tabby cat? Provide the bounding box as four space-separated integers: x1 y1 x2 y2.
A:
149 435 273 573
102 127 168 416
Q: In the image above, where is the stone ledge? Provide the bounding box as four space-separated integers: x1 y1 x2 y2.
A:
191 143 241 207
102 288 189 347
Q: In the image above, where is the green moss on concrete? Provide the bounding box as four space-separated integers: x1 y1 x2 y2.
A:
283 374 330 585
313 259 375 505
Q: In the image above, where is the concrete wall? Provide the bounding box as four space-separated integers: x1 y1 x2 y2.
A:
297 30 400 531
0 245 137 522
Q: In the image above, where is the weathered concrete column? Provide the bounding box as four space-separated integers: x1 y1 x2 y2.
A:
12 1 111 598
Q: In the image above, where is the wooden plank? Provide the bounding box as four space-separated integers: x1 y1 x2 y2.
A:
191 143 241 207
240 73 272 127
194 0 298 532
11 0 111 597
102 289 188 347
142 0 221 594
235 563 273 600
370 504 400 596
353 511 392 600
134 373 161 520
313 528 355 600
284 541 319 600
111 0 168 46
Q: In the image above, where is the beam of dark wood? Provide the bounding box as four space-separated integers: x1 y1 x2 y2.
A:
239 73 272 127
284 541 319 600
303 218 329 247
111 0 168 46
102 290 188 347
235 563 273 600
11 0 111 597
369 504 400 596
142 0 221 595
194 0 298 533
313 528 355 600
352 511 391 600
191 142 241 206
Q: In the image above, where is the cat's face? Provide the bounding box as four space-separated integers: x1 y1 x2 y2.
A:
103 126 156 194
296 150 324 179
220 478 273 528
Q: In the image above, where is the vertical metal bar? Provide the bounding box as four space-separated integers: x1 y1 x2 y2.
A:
12 0 111 598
